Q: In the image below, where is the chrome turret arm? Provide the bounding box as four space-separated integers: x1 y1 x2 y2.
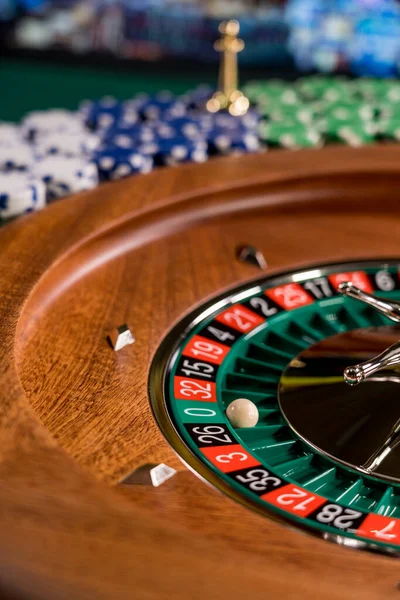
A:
362 416 400 472
339 282 400 386
338 282 400 323
343 340 400 386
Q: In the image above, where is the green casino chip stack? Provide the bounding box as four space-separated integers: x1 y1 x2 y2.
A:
244 75 400 150
295 76 354 103
244 80 299 108
258 102 318 126
319 104 377 146
378 116 400 141
352 77 400 102
259 121 322 149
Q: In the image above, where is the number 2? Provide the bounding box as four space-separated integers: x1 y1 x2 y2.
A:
249 297 277 318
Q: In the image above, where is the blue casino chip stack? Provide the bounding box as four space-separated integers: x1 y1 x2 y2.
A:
0 87 258 219
87 90 262 181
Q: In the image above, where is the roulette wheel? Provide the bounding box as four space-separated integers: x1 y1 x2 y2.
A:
3 144 400 600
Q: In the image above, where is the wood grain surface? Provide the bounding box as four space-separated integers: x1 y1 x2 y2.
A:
1 146 400 599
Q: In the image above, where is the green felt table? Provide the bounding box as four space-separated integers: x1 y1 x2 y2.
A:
0 57 216 122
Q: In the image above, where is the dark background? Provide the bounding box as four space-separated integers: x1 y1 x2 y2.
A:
2 0 400 121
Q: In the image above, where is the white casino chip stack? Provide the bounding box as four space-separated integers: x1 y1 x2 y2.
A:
0 172 46 219
0 143 33 171
33 156 99 200
0 122 23 147
22 109 87 138
34 131 100 158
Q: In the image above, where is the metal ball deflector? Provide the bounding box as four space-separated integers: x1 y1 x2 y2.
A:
339 282 400 385
280 282 400 481
279 327 400 481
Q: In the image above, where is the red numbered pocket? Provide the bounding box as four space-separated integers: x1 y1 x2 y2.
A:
182 335 230 365
329 271 373 293
215 304 264 333
356 514 400 543
265 284 314 310
174 377 217 402
201 444 260 473
262 483 326 516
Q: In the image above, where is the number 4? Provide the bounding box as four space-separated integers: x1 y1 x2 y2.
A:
207 326 235 342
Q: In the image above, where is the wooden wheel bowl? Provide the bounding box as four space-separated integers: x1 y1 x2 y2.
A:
1 146 400 599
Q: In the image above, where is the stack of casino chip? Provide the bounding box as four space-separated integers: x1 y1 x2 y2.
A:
33 156 98 201
139 117 208 165
378 113 400 142
0 121 33 171
162 110 261 156
180 85 214 110
244 79 299 107
351 78 400 103
318 104 377 146
33 131 100 159
0 122 23 146
88 93 262 180
207 127 261 154
81 92 187 132
19 109 99 201
5 74 400 223
128 91 187 121
0 143 33 171
94 147 153 181
80 97 140 131
84 95 200 178
93 134 205 180
0 121 40 219
244 75 400 149
194 110 262 155
22 109 87 140
259 121 322 149
0 171 45 220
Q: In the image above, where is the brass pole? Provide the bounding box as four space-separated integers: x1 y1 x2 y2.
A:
206 20 249 116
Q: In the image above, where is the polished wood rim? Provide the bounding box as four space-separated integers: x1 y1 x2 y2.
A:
1 147 400 599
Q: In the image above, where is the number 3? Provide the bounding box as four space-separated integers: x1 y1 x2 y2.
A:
216 452 248 464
